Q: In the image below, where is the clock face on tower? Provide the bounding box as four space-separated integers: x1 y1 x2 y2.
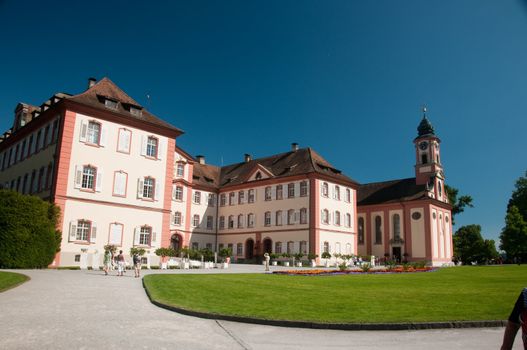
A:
419 141 428 150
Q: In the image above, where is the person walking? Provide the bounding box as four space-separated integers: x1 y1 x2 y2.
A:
116 250 125 277
501 287 527 350
103 249 112 275
133 253 142 278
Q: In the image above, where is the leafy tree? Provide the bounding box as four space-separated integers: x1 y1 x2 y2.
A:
453 225 491 264
507 171 527 221
500 205 527 263
444 184 473 225
0 190 61 268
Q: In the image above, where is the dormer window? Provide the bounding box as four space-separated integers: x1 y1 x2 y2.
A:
105 99 118 110
130 107 142 117
255 172 262 180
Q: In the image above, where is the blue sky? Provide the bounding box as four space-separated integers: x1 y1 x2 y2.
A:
1 0 526 244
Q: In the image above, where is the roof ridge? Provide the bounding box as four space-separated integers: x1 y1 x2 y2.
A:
360 177 416 186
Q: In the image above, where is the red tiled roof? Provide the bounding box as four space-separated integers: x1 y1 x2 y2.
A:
357 178 427 205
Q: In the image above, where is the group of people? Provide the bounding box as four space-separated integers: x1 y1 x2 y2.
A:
102 250 142 278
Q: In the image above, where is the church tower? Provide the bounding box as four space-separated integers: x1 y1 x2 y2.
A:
414 108 447 203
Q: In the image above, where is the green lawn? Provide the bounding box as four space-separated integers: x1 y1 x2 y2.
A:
143 265 525 323
0 271 29 292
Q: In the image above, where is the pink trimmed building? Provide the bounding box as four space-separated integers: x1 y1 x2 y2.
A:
0 78 452 267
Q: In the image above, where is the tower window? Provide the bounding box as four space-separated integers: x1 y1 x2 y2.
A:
421 154 428 164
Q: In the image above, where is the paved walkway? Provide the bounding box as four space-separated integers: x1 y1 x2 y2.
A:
0 266 522 350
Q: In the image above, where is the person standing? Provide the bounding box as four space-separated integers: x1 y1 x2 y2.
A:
116 250 125 277
133 253 142 278
501 287 527 350
103 250 112 275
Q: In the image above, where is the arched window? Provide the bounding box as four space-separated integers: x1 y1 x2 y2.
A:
438 180 442 198
265 186 272 201
322 182 329 197
375 215 382 244
323 241 329 253
300 208 307 224
322 209 329 224
287 209 295 225
228 215 234 229
275 241 282 254
247 213 255 227
346 188 351 202
193 214 200 227
393 214 400 239
276 210 283 226
287 241 294 254
276 185 283 200
334 186 340 200
264 211 271 226
219 216 225 230
345 213 351 227
421 153 428 164
194 191 201 204
237 214 244 228
334 211 341 226
300 181 308 197
176 163 185 177
174 212 182 225
358 217 364 244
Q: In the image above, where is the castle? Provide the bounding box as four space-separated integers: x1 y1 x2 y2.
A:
0 77 453 266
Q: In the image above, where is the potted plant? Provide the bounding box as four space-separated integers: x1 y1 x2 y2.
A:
321 251 331 267
154 247 173 269
218 248 232 268
307 253 318 267
294 253 304 267
270 253 279 266
281 252 291 266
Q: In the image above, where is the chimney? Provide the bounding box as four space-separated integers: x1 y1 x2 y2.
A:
244 154 252 163
196 155 205 164
291 143 299 152
88 77 97 89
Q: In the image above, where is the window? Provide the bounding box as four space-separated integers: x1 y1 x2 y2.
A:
276 185 283 200
14 144 19 163
35 129 42 152
237 243 243 256
219 216 225 230
146 136 158 158
193 214 200 227
174 186 183 201
208 193 215 206
206 216 213 230
227 243 233 254
176 163 185 177
334 211 341 226
81 166 96 190
237 214 244 228
322 182 329 197
229 192 235 205
334 186 340 200
421 153 428 164
30 170 36 194
276 210 283 226
265 186 272 201
130 107 142 117
117 128 131 153
393 214 401 239
76 220 91 241
74 255 81 262
142 177 155 199
228 215 235 229
345 213 351 228
194 191 201 204
438 180 442 198
22 174 28 194
192 242 199 250
322 209 329 224
87 121 101 144
206 243 212 251
300 208 307 224
300 181 308 197
247 213 255 227
288 183 295 198
139 226 151 245
28 135 34 156
37 167 45 192
113 171 127 197
220 194 226 206
174 212 182 225
20 140 26 161
248 189 255 203
46 163 53 190
375 215 382 244
287 241 294 254
275 242 282 254
52 119 59 143
323 241 329 253
238 191 244 204
105 99 118 110
16 176 21 192
346 189 351 202
44 125 51 146
287 209 295 225
109 223 123 245
300 241 307 254
264 212 271 226
255 172 262 180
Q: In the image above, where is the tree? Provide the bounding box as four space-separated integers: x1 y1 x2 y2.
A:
0 190 62 268
453 225 490 265
500 205 527 263
507 171 527 221
444 184 473 225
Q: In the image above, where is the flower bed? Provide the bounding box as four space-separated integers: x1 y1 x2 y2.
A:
273 267 435 276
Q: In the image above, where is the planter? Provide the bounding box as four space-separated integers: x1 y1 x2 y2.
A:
296 262 302 267
324 260 330 268
311 260 316 267
180 261 189 269
283 261 290 267
222 262 229 269
272 261 277 266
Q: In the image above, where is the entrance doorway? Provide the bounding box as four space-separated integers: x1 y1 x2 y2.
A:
263 238 272 254
170 234 182 251
245 239 254 259
392 247 402 263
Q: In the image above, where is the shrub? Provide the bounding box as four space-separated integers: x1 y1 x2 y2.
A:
321 252 331 259
338 262 348 271
307 253 318 260
155 247 176 258
0 190 61 268
130 247 146 256
360 263 371 272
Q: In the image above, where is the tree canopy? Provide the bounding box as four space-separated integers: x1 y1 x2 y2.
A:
507 170 527 221
500 171 527 263
453 224 498 265
444 184 473 225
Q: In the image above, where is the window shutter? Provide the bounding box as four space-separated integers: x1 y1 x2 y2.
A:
140 135 147 156
95 168 103 192
152 231 157 243
158 138 166 160
123 130 131 153
74 166 82 189
137 178 144 198
69 221 77 241
134 227 140 245
172 186 177 200
154 180 160 201
90 223 97 243
79 121 88 142
99 125 108 147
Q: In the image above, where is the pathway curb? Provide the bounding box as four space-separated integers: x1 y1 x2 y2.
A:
142 279 507 331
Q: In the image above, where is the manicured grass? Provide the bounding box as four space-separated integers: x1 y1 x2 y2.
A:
0 271 29 292
143 266 526 323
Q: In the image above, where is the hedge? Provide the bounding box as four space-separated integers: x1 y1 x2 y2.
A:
0 190 61 268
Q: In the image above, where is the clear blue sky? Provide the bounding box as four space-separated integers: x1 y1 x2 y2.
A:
1 0 526 244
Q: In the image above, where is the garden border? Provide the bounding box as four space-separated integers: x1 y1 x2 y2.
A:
142 279 506 331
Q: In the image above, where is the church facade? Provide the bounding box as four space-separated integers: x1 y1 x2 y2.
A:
0 77 452 267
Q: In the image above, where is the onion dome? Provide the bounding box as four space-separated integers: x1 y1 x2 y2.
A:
417 107 435 137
